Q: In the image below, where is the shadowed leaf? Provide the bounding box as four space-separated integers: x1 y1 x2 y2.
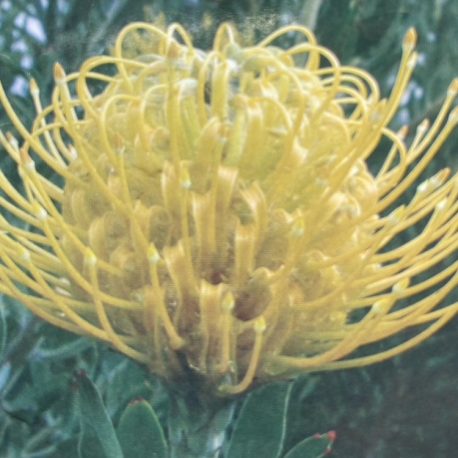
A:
226 382 293 458
117 399 168 458
75 371 123 458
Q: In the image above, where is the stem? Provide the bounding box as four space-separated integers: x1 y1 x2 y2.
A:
167 388 236 458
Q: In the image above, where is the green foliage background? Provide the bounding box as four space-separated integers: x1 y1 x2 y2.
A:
0 1 457 457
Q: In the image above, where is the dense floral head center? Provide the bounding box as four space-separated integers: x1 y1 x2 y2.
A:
0 23 457 395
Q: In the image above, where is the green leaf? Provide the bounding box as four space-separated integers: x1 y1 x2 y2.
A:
283 432 336 458
104 359 154 417
36 335 94 361
226 382 293 458
48 438 80 458
117 399 168 458
75 371 124 458
78 429 107 458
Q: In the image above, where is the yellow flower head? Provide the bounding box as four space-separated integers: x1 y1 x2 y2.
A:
0 23 457 395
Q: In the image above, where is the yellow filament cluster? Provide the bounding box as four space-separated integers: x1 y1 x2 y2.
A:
0 22 457 395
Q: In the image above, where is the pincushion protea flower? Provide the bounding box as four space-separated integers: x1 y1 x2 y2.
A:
0 22 457 395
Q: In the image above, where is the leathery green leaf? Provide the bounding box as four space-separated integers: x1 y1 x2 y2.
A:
117 399 168 458
78 428 107 458
226 382 293 458
75 371 124 458
283 431 336 458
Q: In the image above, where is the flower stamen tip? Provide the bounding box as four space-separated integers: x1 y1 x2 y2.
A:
34 205 48 221
180 166 192 190
417 119 430 133
84 249 97 267
393 278 409 293
403 28 417 52
222 292 235 312
20 248 32 263
29 79 39 95
54 62 66 82
448 106 458 124
147 244 160 265
448 78 458 97
254 316 267 334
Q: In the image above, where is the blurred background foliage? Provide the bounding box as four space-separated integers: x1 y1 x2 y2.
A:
0 0 457 457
